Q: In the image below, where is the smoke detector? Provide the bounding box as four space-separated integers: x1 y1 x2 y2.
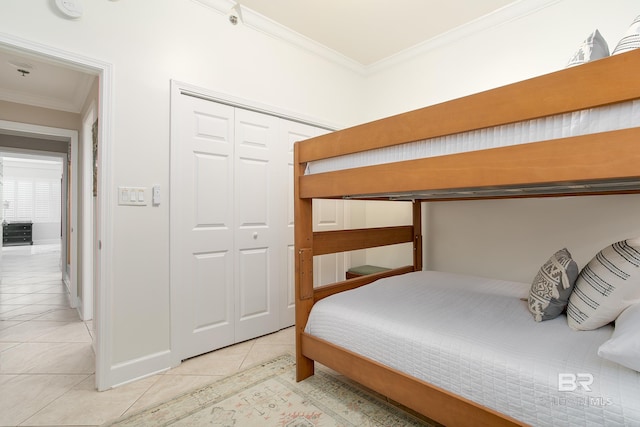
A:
55 0 83 18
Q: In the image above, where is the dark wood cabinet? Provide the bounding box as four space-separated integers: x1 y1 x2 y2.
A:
3 221 33 246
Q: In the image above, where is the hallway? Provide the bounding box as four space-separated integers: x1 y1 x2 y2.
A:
0 243 294 426
0 243 94 426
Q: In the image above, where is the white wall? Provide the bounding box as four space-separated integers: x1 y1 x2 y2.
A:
361 0 640 283
364 0 640 120
0 0 365 383
364 200 413 269
425 196 640 283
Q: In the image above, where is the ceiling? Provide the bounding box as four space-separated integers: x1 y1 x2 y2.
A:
0 48 95 114
0 0 517 113
238 0 516 65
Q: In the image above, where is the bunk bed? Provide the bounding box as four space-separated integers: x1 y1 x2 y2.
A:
294 50 640 427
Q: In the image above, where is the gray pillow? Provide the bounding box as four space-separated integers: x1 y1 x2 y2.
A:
566 29 610 67
528 248 579 322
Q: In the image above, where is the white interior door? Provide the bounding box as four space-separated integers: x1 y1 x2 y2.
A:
233 109 281 342
307 128 348 287
172 94 235 360
171 85 343 362
280 120 324 327
313 199 346 286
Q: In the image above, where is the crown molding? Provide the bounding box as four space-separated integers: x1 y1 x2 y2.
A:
193 0 562 76
0 87 78 113
366 0 562 74
0 71 94 113
193 0 364 74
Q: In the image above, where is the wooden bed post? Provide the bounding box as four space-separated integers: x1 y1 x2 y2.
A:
413 201 423 271
294 142 315 381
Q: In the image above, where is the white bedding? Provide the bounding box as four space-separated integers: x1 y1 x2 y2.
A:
305 100 640 175
304 271 640 426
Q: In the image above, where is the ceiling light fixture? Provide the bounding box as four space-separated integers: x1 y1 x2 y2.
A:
7 60 34 77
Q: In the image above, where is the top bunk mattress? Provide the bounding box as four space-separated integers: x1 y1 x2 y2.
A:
304 270 640 426
305 100 640 175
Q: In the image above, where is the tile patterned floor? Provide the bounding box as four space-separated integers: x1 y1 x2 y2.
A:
0 243 295 426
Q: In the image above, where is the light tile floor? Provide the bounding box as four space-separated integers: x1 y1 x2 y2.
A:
0 243 295 426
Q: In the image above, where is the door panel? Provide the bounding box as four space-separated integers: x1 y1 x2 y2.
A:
194 153 229 226
173 94 235 361
279 121 325 327
193 251 231 328
238 247 269 318
313 199 346 286
234 109 280 342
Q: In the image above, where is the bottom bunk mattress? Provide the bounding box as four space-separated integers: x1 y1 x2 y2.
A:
304 270 640 426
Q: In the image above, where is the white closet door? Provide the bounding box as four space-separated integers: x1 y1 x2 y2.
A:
233 109 282 342
172 94 235 361
279 120 323 328
313 199 346 286
311 125 347 287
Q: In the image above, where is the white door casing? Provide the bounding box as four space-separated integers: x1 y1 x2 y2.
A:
81 102 96 321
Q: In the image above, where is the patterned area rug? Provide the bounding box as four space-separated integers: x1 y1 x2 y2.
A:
106 354 436 426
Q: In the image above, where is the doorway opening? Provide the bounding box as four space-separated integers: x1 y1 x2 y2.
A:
0 33 113 390
1 151 66 281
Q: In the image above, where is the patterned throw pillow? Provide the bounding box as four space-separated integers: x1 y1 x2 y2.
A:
567 238 640 331
566 29 610 68
613 15 640 55
528 248 579 322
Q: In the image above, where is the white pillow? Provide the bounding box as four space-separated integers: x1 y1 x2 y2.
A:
598 302 640 372
567 237 640 330
613 15 640 55
566 29 610 67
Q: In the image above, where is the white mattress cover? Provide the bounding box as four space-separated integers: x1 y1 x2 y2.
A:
305 100 640 175
304 271 640 426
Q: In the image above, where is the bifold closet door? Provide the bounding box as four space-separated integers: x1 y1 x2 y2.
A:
233 109 282 342
280 121 325 328
172 94 235 361
172 89 339 362
313 199 346 286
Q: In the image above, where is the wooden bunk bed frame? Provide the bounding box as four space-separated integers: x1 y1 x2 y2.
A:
294 51 640 427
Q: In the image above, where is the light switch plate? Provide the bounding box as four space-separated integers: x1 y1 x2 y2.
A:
118 186 147 206
152 185 161 206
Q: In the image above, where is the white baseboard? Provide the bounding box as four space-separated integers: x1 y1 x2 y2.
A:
33 239 63 245
63 274 71 295
108 350 173 389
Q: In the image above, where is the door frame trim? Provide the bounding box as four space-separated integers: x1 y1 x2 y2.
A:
0 32 114 390
80 102 96 321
